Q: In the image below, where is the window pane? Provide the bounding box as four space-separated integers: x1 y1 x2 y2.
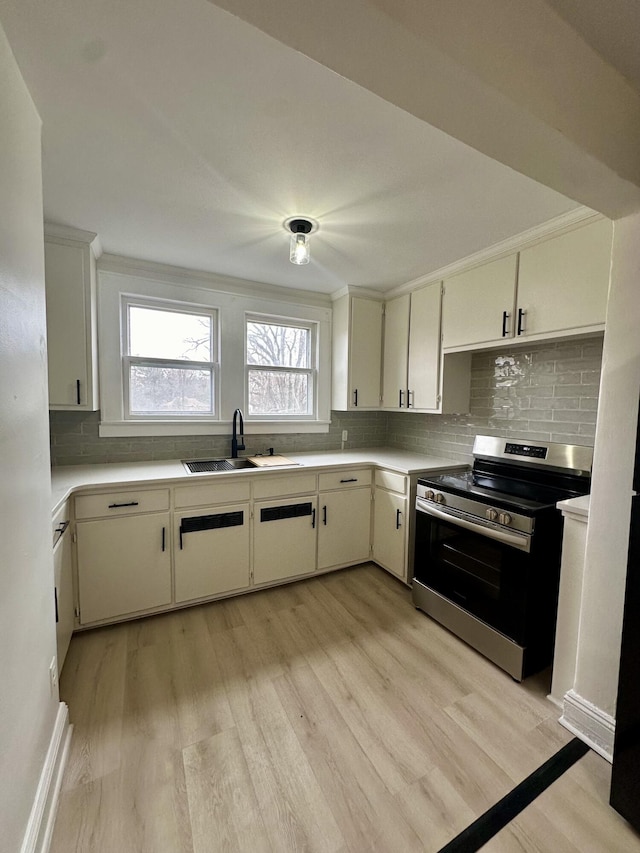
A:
248 369 310 415
246 322 309 368
129 365 213 414
129 306 212 361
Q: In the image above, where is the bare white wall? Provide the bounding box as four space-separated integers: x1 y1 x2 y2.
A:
0 21 60 853
574 212 640 713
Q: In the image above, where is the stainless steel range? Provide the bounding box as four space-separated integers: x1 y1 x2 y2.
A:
412 435 592 680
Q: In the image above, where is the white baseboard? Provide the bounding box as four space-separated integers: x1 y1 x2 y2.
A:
560 689 616 763
21 702 72 853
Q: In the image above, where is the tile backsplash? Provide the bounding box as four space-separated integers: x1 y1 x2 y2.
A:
50 337 602 466
49 409 387 466
386 337 603 464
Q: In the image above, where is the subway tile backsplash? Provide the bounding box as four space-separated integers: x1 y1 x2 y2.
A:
50 337 602 466
386 337 603 463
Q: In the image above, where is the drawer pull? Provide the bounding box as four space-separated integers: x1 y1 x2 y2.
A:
340 478 358 483
396 508 402 529
323 505 327 525
76 379 81 405
108 501 139 509
161 527 166 552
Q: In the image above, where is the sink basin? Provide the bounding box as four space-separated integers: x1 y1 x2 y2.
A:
182 458 256 474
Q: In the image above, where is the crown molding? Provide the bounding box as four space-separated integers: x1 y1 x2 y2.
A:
43 222 102 256
330 285 385 302
98 253 333 308
386 206 602 299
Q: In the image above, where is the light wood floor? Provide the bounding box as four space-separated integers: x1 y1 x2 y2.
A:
52 563 640 852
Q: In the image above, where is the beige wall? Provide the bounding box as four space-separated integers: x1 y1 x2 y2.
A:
0 21 59 853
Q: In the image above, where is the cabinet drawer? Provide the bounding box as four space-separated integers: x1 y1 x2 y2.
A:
375 469 407 495
75 488 170 519
175 480 251 509
318 468 372 491
253 473 317 500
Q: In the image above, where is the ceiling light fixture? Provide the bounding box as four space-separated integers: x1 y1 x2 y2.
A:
285 217 316 265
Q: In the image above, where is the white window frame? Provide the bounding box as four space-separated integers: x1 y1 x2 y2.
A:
245 313 318 421
121 297 219 421
97 262 332 437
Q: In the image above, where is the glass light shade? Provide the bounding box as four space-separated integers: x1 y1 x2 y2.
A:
290 232 310 265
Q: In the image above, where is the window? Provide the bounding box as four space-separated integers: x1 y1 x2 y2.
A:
123 300 218 418
98 265 331 436
246 317 316 417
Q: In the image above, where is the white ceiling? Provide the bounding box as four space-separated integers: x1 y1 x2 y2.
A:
0 0 583 294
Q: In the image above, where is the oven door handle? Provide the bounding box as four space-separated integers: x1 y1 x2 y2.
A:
415 498 530 551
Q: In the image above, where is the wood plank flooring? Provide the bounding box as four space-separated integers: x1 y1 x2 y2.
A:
52 563 640 852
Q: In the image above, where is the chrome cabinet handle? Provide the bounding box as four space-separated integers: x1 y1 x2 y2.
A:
408 390 414 408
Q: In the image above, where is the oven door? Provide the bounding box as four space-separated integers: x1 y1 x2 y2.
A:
413 498 533 645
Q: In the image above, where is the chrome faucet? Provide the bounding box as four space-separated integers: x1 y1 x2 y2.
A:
231 408 245 458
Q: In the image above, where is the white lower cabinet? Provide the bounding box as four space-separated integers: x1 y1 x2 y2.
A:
253 495 318 585
174 504 250 603
372 486 408 581
76 512 172 624
318 487 372 570
53 520 74 674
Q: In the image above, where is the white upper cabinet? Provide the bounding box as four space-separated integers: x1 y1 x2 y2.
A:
44 227 100 410
442 255 518 350
332 294 383 410
407 284 442 410
382 283 467 413
442 218 612 352
382 294 410 409
516 218 612 340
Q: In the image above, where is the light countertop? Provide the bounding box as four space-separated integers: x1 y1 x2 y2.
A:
51 448 467 514
556 494 590 519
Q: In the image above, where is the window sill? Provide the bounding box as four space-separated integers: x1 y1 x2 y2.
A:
99 420 331 438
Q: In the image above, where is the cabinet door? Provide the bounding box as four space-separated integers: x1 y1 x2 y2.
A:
350 297 383 408
53 526 74 674
318 488 371 570
442 255 518 349
372 489 407 580
45 238 98 410
516 219 612 338
408 284 441 410
77 512 171 624
382 294 410 408
253 496 317 585
175 504 250 603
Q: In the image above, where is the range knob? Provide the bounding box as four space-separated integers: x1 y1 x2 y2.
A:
425 490 435 501
434 492 446 505
499 512 512 526
486 508 499 521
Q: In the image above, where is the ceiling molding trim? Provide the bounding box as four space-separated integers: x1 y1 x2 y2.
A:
330 285 385 302
386 206 602 298
44 222 102 256
98 253 333 308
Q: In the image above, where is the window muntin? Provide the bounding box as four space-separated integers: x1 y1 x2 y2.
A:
123 300 217 418
246 318 315 417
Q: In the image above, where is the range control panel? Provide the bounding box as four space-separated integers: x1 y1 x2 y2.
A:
504 442 548 459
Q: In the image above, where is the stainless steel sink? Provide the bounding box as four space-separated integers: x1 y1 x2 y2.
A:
182 458 256 474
